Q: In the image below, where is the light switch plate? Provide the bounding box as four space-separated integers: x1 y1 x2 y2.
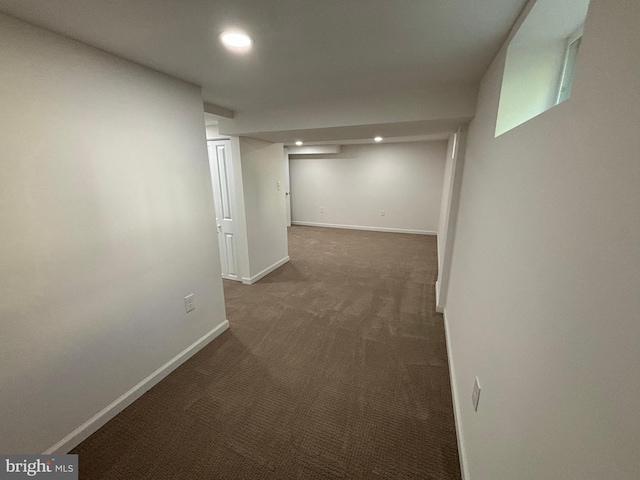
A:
472 376 481 411
184 294 195 313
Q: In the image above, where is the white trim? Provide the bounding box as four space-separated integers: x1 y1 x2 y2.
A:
222 274 242 283
241 256 290 285
443 311 469 480
435 280 444 313
451 132 458 159
568 23 584 44
556 23 585 105
291 221 437 236
43 320 230 454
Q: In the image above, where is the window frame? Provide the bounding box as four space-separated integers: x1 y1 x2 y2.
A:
556 25 585 105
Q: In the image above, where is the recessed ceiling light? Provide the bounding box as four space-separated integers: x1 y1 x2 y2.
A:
374 136 383 142
220 31 252 49
295 141 303 146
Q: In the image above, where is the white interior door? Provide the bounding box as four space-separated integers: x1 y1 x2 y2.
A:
284 148 292 227
207 140 239 281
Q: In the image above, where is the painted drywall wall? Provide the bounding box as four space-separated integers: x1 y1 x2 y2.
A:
444 0 640 478
205 124 221 139
289 142 447 234
0 14 227 453
239 138 289 281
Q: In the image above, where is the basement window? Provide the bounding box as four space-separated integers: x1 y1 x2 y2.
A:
495 0 590 137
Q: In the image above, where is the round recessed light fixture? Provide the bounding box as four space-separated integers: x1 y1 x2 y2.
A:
295 141 303 146
374 136 383 142
220 31 252 49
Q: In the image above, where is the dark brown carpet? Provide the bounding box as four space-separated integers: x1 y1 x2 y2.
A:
72 226 462 479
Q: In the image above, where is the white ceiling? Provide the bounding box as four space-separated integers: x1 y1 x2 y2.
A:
0 0 529 143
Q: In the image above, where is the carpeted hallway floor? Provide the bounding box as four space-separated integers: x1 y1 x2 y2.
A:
72 226 462 479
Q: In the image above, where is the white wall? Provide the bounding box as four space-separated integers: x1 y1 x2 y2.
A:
290 142 446 234
444 0 640 478
239 138 289 281
205 123 222 139
0 14 227 453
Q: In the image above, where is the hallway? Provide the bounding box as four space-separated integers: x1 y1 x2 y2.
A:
73 226 461 479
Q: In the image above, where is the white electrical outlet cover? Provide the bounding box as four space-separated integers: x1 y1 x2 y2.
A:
184 294 195 313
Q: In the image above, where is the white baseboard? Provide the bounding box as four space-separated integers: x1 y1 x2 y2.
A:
44 319 230 454
222 274 242 283
443 311 469 480
435 280 444 313
242 256 290 285
291 221 436 236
